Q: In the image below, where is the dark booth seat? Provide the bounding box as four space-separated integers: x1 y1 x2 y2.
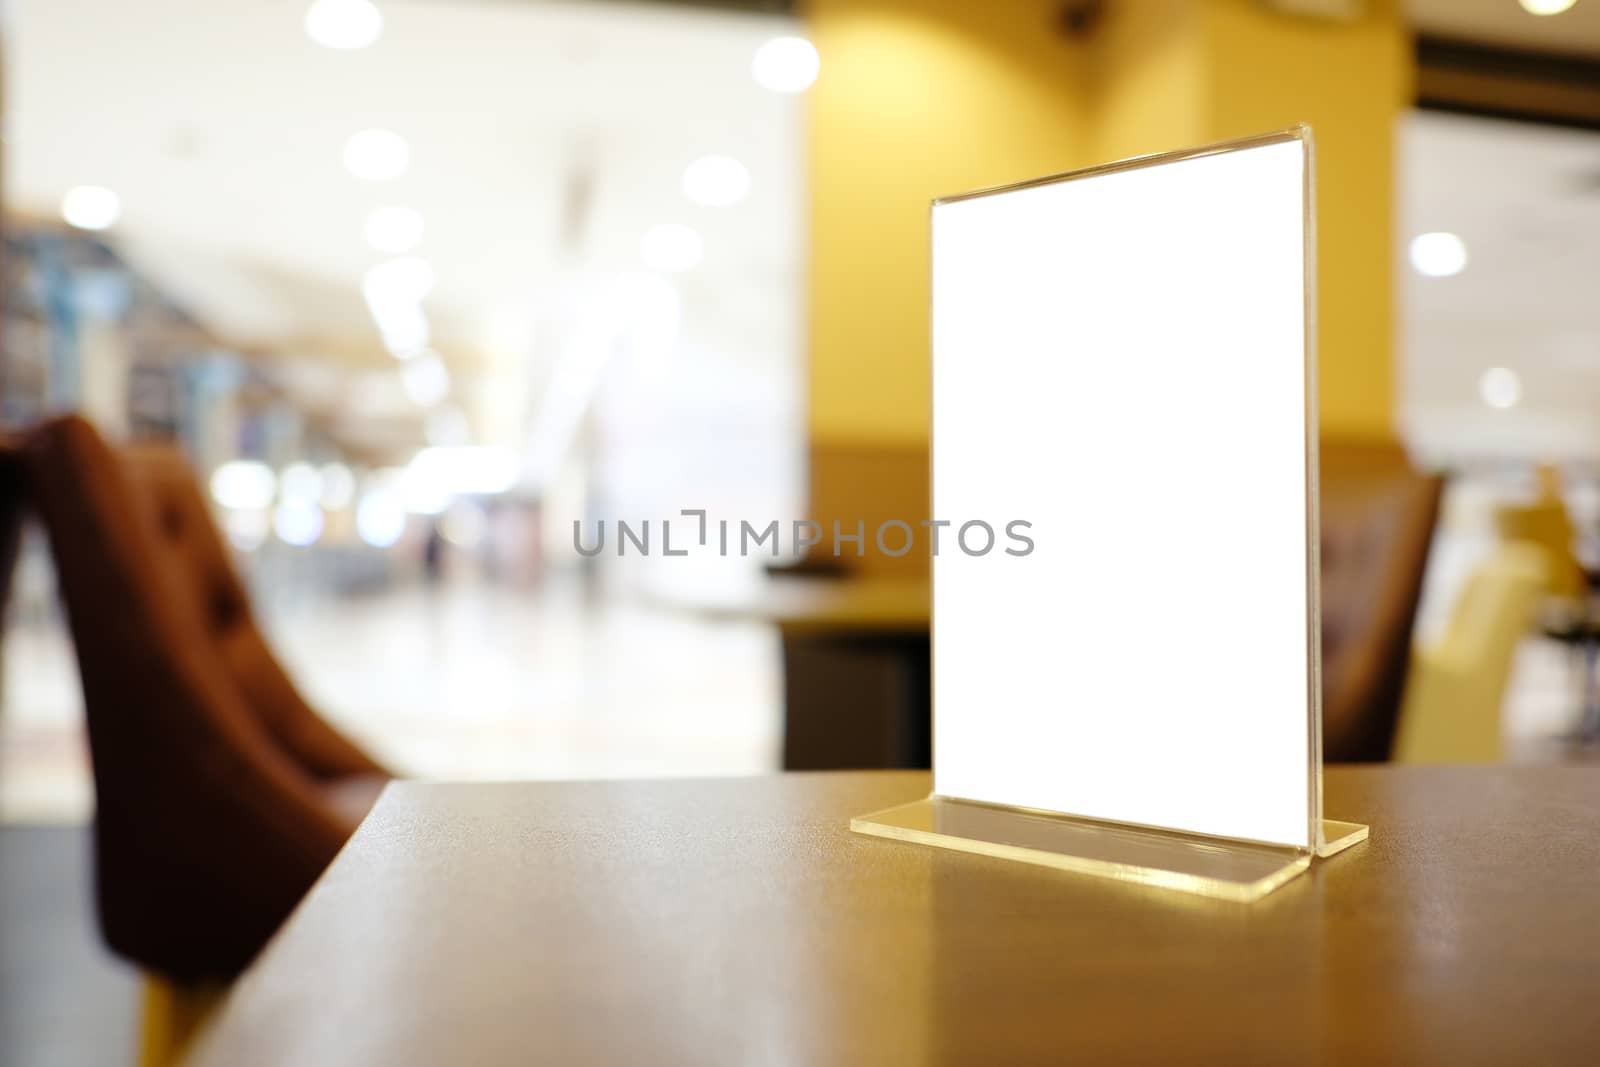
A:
1318 441 1444 762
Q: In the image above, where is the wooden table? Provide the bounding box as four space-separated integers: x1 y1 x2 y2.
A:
669 576 932 768
187 767 1600 1066
661 574 930 634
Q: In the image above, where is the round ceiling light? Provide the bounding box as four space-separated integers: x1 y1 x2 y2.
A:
61 186 122 231
304 0 383 50
209 460 276 511
344 129 410 181
1408 232 1468 278
752 36 819 94
1479 367 1522 410
357 486 408 547
1519 0 1577 16
274 499 325 547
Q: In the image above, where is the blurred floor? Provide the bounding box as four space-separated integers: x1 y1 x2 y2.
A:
0 825 141 1067
0 574 781 1065
1 574 783 823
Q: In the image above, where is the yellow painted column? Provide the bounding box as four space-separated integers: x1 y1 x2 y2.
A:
806 0 1092 451
804 0 1095 573
1199 0 1412 440
804 0 1411 544
1085 0 1208 163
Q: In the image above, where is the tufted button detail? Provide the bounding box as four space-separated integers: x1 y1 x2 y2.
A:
160 501 185 539
211 586 241 630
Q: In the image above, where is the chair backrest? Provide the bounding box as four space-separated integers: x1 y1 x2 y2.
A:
118 441 384 781
1392 544 1546 763
1495 498 1586 601
1319 441 1445 762
0 437 25 721
22 415 379 979
0 435 23 613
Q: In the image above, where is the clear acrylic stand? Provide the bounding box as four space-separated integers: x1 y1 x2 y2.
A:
852 129 1367 902
852 796 1367 902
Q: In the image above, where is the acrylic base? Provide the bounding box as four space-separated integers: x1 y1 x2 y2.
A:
851 796 1368 903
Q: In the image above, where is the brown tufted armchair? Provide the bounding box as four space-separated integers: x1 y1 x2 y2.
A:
20 415 389 981
0 435 25 733
1319 441 1445 762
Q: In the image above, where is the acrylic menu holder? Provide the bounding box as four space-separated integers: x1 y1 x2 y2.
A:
851 127 1367 902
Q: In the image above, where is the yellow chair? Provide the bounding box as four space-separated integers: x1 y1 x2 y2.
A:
1495 483 1600 736
139 976 224 1067
1393 544 1547 764
1494 498 1586 602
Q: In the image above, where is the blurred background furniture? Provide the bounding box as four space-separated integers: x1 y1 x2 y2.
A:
1495 489 1588 602
1318 441 1446 762
762 440 1443 770
0 436 24 782
1495 480 1600 739
20 415 388 986
770 578 930 769
0 436 21 604
1393 543 1546 763
673 574 930 769
683 440 936 770
784 443 931 768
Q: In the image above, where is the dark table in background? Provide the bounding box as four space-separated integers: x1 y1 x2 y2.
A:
188 766 1600 1066
668 575 932 769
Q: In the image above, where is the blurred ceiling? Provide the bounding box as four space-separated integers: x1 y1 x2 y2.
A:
11 0 1600 464
1401 109 1600 462
5 0 802 446
1409 0 1600 56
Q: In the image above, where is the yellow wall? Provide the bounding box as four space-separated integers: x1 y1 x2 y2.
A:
806 0 1092 447
1201 0 1411 439
1087 1 1207 163
806 0 1412 490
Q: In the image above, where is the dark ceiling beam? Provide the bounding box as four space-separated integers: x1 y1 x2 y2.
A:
1418 35 1600 132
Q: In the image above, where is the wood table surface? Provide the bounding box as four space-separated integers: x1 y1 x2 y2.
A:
666 575 930 635
186 767 1600 1066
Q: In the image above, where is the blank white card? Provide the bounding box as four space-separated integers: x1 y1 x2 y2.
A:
930 134 1314 848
